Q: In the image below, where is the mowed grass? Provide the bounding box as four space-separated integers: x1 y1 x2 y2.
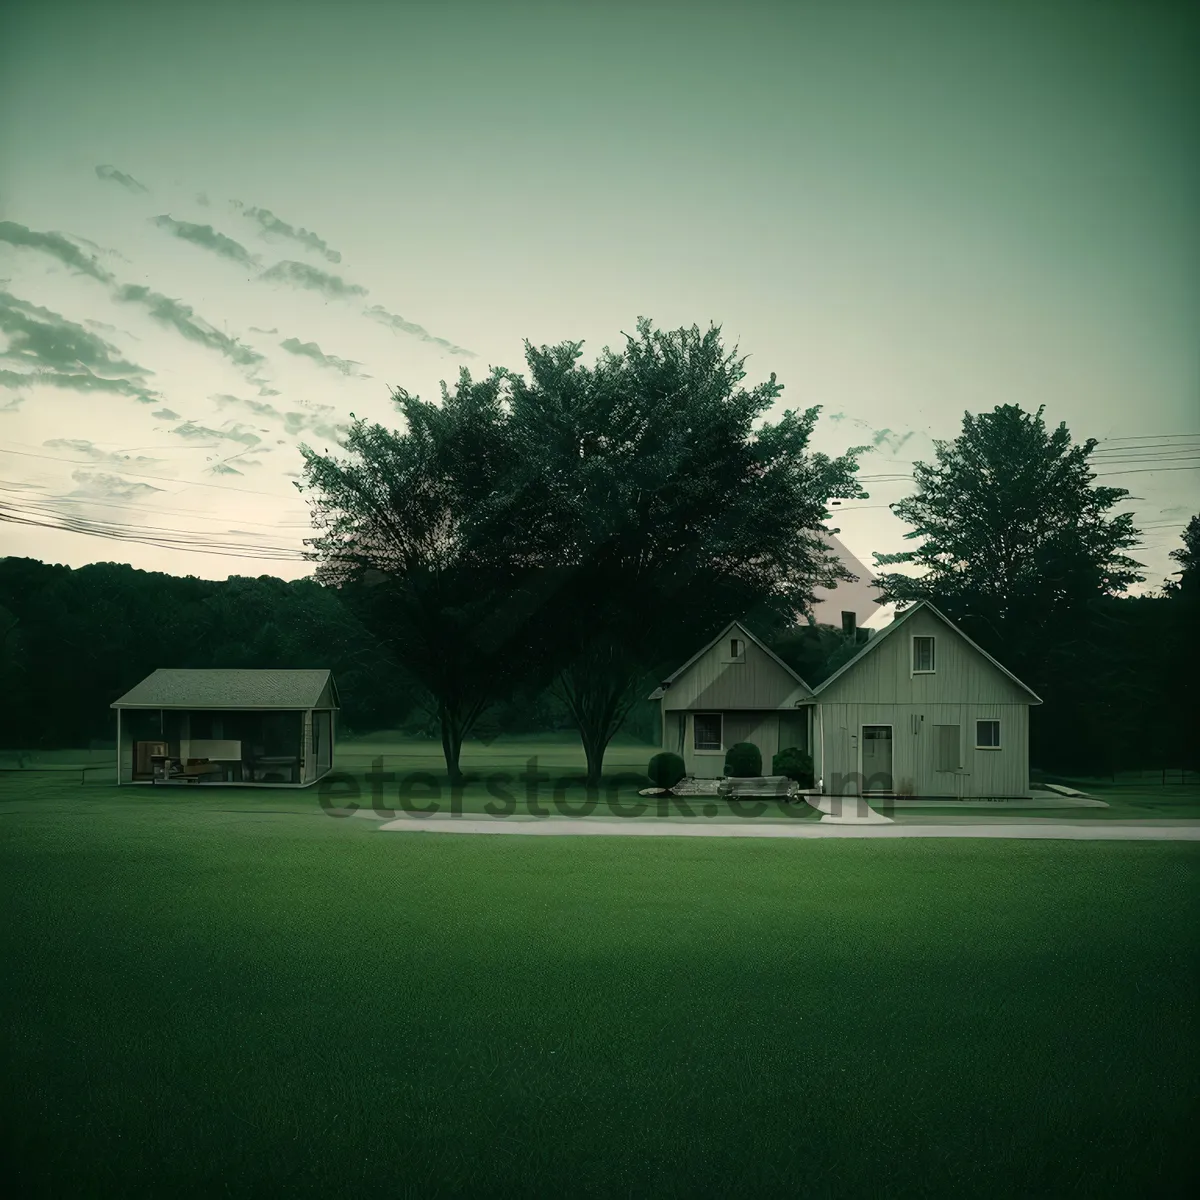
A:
1 745 1198 1196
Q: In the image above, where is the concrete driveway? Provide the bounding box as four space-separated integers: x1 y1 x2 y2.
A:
377 815 1200 840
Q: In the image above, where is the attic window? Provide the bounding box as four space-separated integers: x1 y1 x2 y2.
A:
913 636 935 673
729 638 744 660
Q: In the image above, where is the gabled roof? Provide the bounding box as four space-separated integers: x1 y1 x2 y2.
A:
647 620 814 700
111 669 339 710
810 532 885 629
813 600 1042 703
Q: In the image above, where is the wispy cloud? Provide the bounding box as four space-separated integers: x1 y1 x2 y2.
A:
152 408 181 420
43 438 163 465
210 391 349 443
113 285 264 367
152 215 261 268
69 234 132 264
260 260 366 299
196 192 211 207
870 428 916 453
67 470 164 499
2 370 159 403
233 202 341 263
279 336 369 377
0 291 155 387
95 164 149 194
0 221 114 284
0 367 34 408
170 420 265 448
363 303 475 357
211 392 284 421
249 326 278 334
244 372 281 395
85 318 140 341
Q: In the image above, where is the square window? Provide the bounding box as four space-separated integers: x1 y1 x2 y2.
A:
913 636 935 672
976 720 1001 749
694 713 722 751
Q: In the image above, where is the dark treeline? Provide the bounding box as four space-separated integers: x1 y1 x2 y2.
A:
0 559 603 751
0 553 1191 776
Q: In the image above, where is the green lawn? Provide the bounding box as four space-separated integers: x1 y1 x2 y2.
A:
1 754 1197 1197
880 785 1200 823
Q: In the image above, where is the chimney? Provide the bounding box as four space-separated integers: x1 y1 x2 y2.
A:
841 610 857 640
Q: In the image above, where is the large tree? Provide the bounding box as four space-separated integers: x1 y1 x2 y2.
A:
294 367 552 781
296 319 866 786
872 404 1143 651
1163 513 1199 599
493 318 867 786
869 404 1146 770
1162 514 1200 772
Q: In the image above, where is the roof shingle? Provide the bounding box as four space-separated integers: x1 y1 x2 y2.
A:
110 669 337 710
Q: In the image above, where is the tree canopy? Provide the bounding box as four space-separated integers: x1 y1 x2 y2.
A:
873 404 1144 624
296 317 867 783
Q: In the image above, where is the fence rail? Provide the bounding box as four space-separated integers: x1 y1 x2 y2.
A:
0 763 117 784
1034 767 1198 786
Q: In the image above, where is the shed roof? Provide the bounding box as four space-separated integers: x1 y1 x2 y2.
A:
813 600 1042 703
110 669 339 710
647 620 814 700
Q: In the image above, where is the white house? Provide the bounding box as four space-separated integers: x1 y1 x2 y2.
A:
649 601 1042 798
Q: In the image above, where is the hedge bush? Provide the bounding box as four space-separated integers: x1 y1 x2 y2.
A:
647 751 686 790
772 746 814 786
724 742 762 777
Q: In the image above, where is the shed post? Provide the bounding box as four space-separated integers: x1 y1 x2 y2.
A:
116 708 121 786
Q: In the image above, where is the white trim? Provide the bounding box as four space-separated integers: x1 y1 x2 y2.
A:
975 717 1002 750
818 705 825 791
858 723 894 795
911 634 936 675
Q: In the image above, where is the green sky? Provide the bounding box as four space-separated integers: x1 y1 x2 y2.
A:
0 0 1196 595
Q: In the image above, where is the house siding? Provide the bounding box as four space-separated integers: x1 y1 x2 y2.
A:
813 609 1034 797
680 710 788 779
816 701 1030 797
817 608 1032 708
662 631 807 711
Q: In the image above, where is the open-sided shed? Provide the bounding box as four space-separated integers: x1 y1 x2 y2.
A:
110 669 339 788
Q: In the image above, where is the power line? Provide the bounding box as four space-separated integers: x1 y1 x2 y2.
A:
0 445 309 500
0 494 309 548
1099 436 1200 446
0 480 314 531
1099 463 1200 472
0 501 309 561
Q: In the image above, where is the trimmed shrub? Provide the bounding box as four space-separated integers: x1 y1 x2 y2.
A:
772 746 814 787
647 752 686 790
724 741 762 778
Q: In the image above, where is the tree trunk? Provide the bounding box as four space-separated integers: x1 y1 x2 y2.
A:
439 703 464 783
581 732 607 792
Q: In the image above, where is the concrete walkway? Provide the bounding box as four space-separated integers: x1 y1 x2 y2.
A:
377 815 1200 840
